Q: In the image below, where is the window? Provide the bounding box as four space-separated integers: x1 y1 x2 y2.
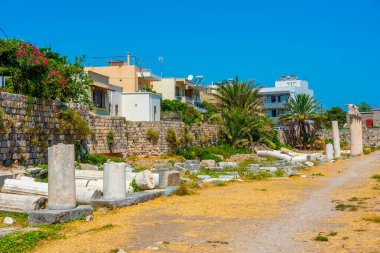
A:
271 110 277 117
93 89 106 109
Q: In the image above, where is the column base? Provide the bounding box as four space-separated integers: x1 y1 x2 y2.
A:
28 205 93 225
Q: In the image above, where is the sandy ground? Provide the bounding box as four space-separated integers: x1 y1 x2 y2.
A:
32 152 380 253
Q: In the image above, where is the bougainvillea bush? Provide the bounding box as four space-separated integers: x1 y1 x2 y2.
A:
0 39 92 107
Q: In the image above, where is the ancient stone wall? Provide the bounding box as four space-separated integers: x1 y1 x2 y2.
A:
0 92 89 166
0 92 220 165
126 121 220 157
86 115 128 156
320 128 380 147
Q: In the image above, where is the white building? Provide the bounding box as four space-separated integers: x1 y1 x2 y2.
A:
122 92 161 121
258 75 314 121
152 77 207 112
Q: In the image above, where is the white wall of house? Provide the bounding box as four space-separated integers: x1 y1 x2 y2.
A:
121 92 161 121
152 78 176 100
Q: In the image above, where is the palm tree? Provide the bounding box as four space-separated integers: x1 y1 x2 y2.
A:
212 78 274 148
279 94 326 149
212 78 263 116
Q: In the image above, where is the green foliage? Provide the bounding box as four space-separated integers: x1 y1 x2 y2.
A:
146 128 159 142
314 235 328 242
324 106 347 127
358 102 371 112
59 108 94 141
215 181 227 187
212 77 274 148
0 107 15 134
81 154 124 166
142 87 156 93
201 101 219 123
166 128 178 146
371 174 380 182
0 225 62 253
177 126 193 146
131 179 140 192
176 145 251 160
279 94 326 149
246 170 273 180
161 99 203 124
335 204 358 211
237 157 260 168
363 215 380 223
0 39 93 107
106 131 115 152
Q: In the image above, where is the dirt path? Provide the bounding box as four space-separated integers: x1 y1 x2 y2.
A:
33 153 380 253
237 152 380 253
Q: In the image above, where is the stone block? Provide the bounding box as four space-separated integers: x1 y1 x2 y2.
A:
200 159 216 167
28 205 93 225
0 173 13 189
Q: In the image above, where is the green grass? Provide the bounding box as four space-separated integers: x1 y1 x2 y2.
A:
215 181 227 187
371 174 380 182
335 204 358 211
312 172 324 176
314 235 328 242
237 157 260 168
247 170 272 180
363 215 380 223
176 145 252 160
348 197 359 202
0 213 28 228
0 224 62 253
328 231 338 236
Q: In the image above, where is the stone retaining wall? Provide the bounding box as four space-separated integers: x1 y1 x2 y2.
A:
0 92 89 166
0 92 220 165
126 121 220 157
320 128 380 147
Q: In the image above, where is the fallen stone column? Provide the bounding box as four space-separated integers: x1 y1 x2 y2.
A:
15 176 36 182
75 170 103 180
256 150 292 162
1 179 48 196
290 156 308 163
135 170 155 190
76 187 102 204
280 148 303 157
0 193 47 213
87 179 133 193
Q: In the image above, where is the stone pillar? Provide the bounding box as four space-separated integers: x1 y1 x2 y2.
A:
331 121 341 158
48 144 76 210
103 162 126 199
325 143 334 161
346 104 363 156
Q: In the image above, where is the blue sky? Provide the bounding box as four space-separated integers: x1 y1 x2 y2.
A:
1 0 379 109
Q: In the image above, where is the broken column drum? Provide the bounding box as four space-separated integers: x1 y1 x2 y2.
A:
325 143 334 161
103 162 126 199
48 144 76 210
331 121 341 158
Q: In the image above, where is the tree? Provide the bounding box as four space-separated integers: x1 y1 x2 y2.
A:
212 77 275 148
0 39 92 107
279 94 326 149
358 102 371 112
325 106 347 127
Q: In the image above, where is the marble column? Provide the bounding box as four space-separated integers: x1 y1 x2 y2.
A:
350 116 363 156
103 162 126 199
48 144 76 210
331 121 341 158
325 143 334 161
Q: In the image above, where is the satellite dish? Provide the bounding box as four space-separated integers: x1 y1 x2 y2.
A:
187 74 194 81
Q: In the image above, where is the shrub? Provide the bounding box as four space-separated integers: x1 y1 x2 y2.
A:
178 126 193 146
146 128 159 142
314 235 328 242
175 185 189 196
81 154 123 165
166 128 178 146
59 108 94 141
106 131 115 152
161 99 203 124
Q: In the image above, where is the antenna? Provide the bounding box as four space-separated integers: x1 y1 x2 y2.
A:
158 56 164 77
187 74 194 81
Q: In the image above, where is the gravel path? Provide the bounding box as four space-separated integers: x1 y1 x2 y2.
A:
236 152 380 253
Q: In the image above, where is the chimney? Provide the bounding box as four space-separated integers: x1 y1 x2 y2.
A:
127 52 130 66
